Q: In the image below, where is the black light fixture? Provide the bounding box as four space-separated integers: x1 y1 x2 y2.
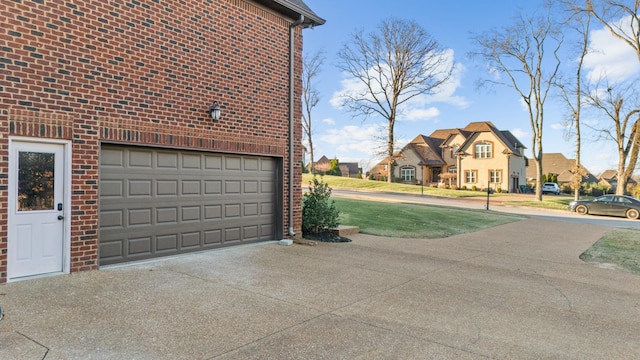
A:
209 101 221 121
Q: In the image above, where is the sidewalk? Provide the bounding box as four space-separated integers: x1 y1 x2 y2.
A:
1 218 639 359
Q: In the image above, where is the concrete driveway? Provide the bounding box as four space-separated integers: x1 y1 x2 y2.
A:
1 218 639 359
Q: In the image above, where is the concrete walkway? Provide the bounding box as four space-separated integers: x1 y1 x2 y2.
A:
1 218 639 359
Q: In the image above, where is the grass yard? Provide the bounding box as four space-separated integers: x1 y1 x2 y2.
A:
580 229 640 275
302 173 504 198
334 198 523 238
500 197 574 211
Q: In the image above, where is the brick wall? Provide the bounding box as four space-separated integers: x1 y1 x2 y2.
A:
0 0 304 282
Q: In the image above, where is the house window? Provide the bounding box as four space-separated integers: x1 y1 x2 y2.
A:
401 167 415 182
489 169 502 183
451 145 459 159
465 170 477 183
474 142 492 158
449 166 457 174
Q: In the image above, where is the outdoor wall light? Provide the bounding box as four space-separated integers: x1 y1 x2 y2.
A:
209 101 221 121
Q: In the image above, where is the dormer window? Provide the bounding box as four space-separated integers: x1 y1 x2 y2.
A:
474 142 492 159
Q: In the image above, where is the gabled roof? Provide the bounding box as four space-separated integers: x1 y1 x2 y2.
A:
598 169 617 181
403 135 446 166
457 121 524 156
429 128 465 140
598 170 638 185
316 155 330 164
525 153 598 183
254 0 325 27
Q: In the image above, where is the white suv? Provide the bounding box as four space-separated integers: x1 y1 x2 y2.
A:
541 182 561 195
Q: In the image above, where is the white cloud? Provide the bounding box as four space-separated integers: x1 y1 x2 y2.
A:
322 117 335 125
584 17 640 83
316 122 409 167
551 122 567 130
401 107 440 121
511 128 528 141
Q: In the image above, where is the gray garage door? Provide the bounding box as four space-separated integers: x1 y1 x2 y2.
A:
99 144 279 266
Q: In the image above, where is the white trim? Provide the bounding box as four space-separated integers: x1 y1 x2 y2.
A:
7 137 72 281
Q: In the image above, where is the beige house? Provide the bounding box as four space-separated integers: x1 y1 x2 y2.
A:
598 170 637 193
525 153 598 187
371 122 527 192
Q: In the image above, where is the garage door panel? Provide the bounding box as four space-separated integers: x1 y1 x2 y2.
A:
128 150 153 167
225 180 241 194
129 236 152 255
225 156 242 170
205 180 222 194
244 158 259 171
157 234 178 252
204 230 222 245
157 180 178 196
182 181 201 196
181 232 201 248
100 145 278 266
157 207 178 224
129 180 152 197
204 155 222 169
128 209 152 226
260 224 275 238
156 152 178 168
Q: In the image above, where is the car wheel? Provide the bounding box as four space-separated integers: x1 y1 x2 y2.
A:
626 209 640 220
575 205 588 215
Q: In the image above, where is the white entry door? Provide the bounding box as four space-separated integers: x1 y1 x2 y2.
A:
8 141 66 279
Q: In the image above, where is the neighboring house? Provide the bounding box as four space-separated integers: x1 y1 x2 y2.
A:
312 155 332 173
525 153 598 187
310 155 361 178
0 1 324 283
372 121 527 192
339 162 362 178
598 170 638 193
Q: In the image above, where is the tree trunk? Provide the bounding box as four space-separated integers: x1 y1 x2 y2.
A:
309 140 315 175
387 119 395 183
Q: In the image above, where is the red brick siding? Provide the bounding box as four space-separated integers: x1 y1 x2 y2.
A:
0 0 304 282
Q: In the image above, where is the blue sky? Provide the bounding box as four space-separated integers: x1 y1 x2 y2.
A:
300 0 640 176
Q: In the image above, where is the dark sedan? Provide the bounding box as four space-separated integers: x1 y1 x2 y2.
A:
568 194 640 219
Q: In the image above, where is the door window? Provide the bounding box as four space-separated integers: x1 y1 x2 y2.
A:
18 151 55 211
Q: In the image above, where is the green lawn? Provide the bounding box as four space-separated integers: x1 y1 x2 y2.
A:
334 198 522 238
500 197 574 210
302 173 502 198
580 229 640 275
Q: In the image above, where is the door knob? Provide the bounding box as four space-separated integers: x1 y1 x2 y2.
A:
57 215 64 220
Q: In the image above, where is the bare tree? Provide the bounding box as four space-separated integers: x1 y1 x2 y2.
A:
302 50 324 175
578 0 640 192
583 81 640 194
336 18 452 183
586 0 640 61
471 9 563 200
557 2 592 200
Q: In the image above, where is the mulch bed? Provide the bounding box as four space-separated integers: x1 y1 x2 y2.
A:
303 232 352 243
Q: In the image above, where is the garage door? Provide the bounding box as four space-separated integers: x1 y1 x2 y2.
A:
99 144 279 266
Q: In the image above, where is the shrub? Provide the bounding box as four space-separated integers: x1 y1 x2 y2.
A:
471 185 477 191
497 187 502 193
461 185 467 190
302 177 340 235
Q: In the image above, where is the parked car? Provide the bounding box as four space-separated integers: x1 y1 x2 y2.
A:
568 194 640 219
541 182 561 195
